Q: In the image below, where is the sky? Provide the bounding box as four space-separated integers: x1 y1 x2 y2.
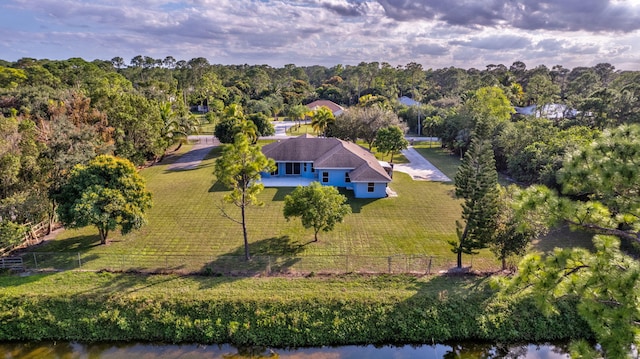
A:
1 0 640 70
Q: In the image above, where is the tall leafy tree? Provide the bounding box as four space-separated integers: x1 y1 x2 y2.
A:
373 125 409 163
330 106 404 149
246 113 275 138
214 133 275 260
214 104 246 144
525 73 560 114
450 122 500 269
283 182 351 242
56 155 152 245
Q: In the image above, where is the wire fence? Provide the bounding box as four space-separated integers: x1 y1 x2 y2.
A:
17 252 502 275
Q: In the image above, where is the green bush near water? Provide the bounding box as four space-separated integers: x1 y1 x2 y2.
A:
0 272 591 346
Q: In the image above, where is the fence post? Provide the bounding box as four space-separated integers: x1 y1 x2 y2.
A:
77 252 82 268
266 256 271 276
33 252 38 270
388 256 392 274
427 256 432 275
405 255 409 273
345 254 349 273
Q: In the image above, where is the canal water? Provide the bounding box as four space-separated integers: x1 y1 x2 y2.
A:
0 342 569 358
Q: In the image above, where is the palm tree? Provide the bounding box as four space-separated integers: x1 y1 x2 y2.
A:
311 106 335 136
233 120 259 144
223 103 244 120
286 104 309 129
159 102 197 157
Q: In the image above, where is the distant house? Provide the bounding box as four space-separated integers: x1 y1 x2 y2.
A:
398 96 421 107
261 134 392 199
305 100 345 116
514 104 577 119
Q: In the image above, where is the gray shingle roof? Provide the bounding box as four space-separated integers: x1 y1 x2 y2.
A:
261 135 391 183
305 100 345 115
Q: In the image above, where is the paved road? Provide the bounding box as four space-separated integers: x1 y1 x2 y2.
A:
393 147 451 182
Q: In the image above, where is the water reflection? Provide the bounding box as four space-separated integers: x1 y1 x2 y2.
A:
0 342 569 359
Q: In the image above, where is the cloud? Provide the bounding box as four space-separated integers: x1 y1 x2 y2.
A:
1 0 639 70
374 0 640 32
320 0 369 16
450 34 532 51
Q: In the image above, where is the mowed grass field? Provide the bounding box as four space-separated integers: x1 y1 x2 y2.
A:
31 140 592 273
34 141 477 272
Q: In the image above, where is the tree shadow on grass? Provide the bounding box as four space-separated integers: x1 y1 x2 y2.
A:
0 270 54 287
335 188 378 213
271 187 294 201
347 197 378 214
199 235 307 289
32 234 103 252
209 180 228 192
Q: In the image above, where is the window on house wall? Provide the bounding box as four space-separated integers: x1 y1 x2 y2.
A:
303 163 308 172
311 164 315 173
322 172 329 183
271 165 279 176
367 182 375 192
345 172 351 183
286 163 301 175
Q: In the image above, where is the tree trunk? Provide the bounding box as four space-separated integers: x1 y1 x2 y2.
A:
456 225 469 269
99 227 108 245
241 202 250 261
502 257 507 271
47 201 57 235
314 229 319 242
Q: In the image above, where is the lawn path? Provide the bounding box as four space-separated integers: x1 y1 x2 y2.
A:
168 135 219 171
393 147 451 182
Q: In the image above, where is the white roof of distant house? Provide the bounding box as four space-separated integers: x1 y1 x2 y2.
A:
399 96 421 107
306 100 345 116
514 103 577 119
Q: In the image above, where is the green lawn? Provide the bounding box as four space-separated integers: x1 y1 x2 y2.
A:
0 271 476 300
412 143 460 180
32 142 491 273
28 141 592 274
198 123 215 135
286 123 315 136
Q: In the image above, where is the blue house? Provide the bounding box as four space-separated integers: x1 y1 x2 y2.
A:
261 135 392 198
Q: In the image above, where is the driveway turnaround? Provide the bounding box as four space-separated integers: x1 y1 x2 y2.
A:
393 147 451 182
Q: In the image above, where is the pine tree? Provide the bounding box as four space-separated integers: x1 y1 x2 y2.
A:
214 133 275 260
450 120 500 269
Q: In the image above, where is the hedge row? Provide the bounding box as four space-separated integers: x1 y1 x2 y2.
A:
0 286 592 346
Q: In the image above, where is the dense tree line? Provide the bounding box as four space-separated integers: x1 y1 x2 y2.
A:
1 56 639 248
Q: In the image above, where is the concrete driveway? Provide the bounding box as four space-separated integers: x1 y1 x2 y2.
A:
168 135 218 170
393 147 451 182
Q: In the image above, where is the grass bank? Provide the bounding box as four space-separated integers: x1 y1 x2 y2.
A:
0 271 591 346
